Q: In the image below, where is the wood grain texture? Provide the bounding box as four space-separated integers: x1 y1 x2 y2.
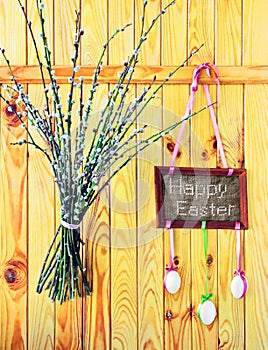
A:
27 0 54 65
216 0 242 65
83 84 111 350
135 0 161 65
218 85 245 349
136 2 165 349
216 4 244 344
81 0 108 65
162 3 191 347
109 2 138 349
52 1 91 344
52 86 83 350
109 0 134 64
163 85 192 350
243 4 268 346
0 3 27 348
188 0 215 64
0 0 26 65
244 84 268 349
0 86 28 350
54 0 80 65
27 84 55 350
3 65 268 84
137 86 164 350
244 0 268 65
162 0 188 65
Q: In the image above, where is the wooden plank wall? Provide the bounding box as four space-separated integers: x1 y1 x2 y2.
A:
0 0 267 349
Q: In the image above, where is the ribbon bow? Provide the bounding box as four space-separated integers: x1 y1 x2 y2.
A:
201 293 214 303
234 269 246 277
165 264 178 272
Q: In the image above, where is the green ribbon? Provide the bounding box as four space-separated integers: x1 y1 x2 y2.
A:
198 221 215 324
201 293 213 303
201 220 212 300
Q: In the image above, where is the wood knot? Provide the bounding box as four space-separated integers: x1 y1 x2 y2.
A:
201 150 208 160
2 103 21 127
3 258 27 292
165 310 173 321
5 269 17 283
164 134 182 159
166 142 181 158
202 136 218 160
206 255 213 266
174 259 179 266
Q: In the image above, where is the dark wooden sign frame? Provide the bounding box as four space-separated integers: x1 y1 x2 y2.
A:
154 166 248 229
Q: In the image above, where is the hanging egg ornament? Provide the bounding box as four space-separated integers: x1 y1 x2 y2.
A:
231 273 248 299
164 270 181 294
198 299 217 325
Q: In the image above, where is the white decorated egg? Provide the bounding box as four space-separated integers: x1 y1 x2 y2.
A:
198 300 217 325
231 274 248 299
164 270 181 294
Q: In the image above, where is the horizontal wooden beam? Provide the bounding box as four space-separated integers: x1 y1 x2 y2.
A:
1 65 268 84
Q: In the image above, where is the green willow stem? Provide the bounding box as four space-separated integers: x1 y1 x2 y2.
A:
37 225 91 303
1 0 210 303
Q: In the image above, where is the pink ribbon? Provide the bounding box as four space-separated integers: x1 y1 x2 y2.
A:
233 221 248 297
168 63 232 175
165 63 232 279
165 221 177 272
235 222 241 272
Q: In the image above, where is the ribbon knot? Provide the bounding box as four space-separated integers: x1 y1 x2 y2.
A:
191 62 220 92
234 269 246 277
201 293 213 303
166 264 178 272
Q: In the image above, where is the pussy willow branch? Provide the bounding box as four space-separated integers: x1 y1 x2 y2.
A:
84 103 214 211
0 0 211 303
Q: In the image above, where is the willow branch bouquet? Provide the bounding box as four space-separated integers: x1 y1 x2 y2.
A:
0 0 207 303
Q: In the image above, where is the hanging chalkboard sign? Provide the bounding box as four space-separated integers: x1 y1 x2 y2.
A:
154 167 248 229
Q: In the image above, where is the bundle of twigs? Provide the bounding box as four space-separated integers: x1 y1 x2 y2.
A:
0 0 206 303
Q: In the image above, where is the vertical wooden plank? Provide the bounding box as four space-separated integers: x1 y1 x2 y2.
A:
81 2 110 350
27 0 54 65
26 2 56 349
137 87 164 350
109 1 137 349
53 86 83 350
191 86 219 349
135 1 165 349
0 0 26 65
244 84 268 350
243 0 268 65
189 0 218 348
27 84 55 349
163 85 192 350
188 0 215 64
215 0 242 66
244 2 268 348
82 84 111 350
217 85 245 349
0 1 27 349
162 0 188 64
54 1 82 348
162 1 191 348
0 90 28 350
54 0 80 65
216 2 245 349
81 0 108 65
